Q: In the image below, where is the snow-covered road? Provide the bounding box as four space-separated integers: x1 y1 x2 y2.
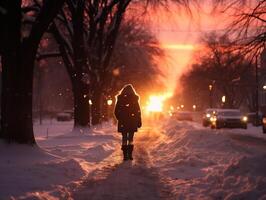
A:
1 118 266 199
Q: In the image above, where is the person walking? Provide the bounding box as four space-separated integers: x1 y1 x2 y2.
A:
114 84 142 161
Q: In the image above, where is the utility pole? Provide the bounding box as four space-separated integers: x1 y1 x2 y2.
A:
37 61 43 125
209 84 213 108
255 55 259 126
208 80 215 108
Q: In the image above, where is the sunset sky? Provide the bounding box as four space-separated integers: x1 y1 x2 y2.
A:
149 4 230 95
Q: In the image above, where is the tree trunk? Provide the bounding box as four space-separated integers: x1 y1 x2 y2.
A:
0 0 35 144
1 49 35 144
102 96 108 121
1 0 65 143
91 88 102 125
71 0 91 128
73 80 90 127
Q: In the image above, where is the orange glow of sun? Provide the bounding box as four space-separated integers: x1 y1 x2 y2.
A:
146 93 173 113
146 96 164 112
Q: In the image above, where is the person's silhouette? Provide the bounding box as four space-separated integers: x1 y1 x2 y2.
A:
114 84 142 161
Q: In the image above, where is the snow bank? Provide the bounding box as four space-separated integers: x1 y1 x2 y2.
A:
86 143 116 160
201 154 266 200
0 142 85 199
150 118 266 199
0 121 120 199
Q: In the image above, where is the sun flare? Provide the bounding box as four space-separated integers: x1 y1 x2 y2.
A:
146 96 164 112
146 93 173 113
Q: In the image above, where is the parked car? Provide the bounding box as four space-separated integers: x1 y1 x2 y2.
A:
211 109 248 129
56 112 73 121
202 108 220 127
173 111 193 121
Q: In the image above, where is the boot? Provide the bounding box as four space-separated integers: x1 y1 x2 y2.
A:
128 145 134 160
121 145 128 161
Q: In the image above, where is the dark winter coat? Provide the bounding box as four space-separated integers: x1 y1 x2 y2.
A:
114 93 142 133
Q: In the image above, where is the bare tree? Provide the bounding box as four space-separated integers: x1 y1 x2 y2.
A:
0 0 65 144
218 1 266 57
50 0 194 126
0 0 226 143
50 7 164 123
180 32 255 109
48 0 132 126
108 18 164 94
100 18 165 120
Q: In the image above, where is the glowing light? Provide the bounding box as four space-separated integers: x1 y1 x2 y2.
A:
210 116 217 122
89 99 92 105
193 105 196 110
146 96 164 112
146 93 172 113
181 105 184 108
112 68 120 76
242 116 248 122
222 95 226 103
107 99 113 106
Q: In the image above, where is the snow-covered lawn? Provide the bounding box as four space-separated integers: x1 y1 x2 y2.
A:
1 118 266 199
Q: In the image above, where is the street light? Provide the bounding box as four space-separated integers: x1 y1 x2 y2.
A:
88 99 93 126
209 84 213 108
107 99 113 120
222 95 226 103
107 99 113 106
193 105 196 111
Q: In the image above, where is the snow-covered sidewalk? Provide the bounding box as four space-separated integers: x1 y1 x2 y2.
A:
71 130 174 200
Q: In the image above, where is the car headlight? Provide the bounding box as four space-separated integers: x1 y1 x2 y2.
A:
210 116 217 122
206 113 211 118
242 116 248 122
